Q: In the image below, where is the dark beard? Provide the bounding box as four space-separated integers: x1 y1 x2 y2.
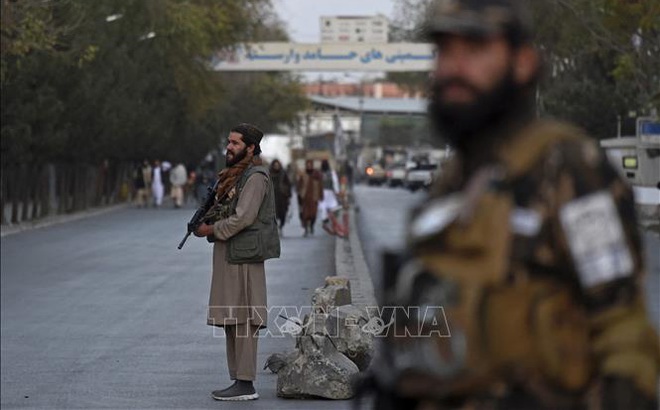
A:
428 67 526 152
226 148 247 167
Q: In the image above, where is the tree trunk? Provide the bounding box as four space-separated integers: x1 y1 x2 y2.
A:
11 166 20 224
107 163 116 205
1 165 8 225
39 165 50 219
57 164 65 214
72 165 82 212
63 164 74 213
93 166 100 206
20 165 30 222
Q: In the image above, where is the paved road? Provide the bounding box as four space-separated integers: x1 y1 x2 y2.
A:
355 185 660 328
1 201 350 409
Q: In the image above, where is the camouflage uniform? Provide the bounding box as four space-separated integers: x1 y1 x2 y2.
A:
378 120 659 409
360 1 659 409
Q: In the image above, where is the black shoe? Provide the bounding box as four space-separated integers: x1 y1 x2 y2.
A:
211 380 258 401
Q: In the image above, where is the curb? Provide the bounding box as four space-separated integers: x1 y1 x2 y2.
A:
0 203 130 238
334 208 376 307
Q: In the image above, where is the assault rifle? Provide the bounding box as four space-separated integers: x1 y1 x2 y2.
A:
177 179 220 249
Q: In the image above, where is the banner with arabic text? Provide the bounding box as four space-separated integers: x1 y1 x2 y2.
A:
211 42 435 72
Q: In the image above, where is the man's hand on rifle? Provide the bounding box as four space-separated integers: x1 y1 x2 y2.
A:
194 223 214 237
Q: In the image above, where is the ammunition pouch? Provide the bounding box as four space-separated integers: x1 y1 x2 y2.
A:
378 264 593 402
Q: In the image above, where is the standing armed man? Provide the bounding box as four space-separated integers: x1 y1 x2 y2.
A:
364 1 659 409
194 123 280 401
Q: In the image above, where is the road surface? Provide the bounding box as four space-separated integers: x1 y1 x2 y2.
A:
1 201 348 409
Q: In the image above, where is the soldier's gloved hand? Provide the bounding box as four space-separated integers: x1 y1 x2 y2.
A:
600 376 658 410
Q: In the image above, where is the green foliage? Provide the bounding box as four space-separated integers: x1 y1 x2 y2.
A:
534 0 659 138
390 0 660 140
1 0 306 166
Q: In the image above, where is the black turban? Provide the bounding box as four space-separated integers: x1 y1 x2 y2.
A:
231 123 263 154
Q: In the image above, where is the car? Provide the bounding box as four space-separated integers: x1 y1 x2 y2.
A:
365 164 387 186
405 163 438 191
385 163 407 187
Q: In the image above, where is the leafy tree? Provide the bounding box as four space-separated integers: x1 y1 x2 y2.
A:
1 0 307 167
388 0 660 140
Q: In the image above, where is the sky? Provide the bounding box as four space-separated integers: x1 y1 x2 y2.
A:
272 0 397 82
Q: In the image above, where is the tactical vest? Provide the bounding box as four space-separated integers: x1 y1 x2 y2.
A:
380 121 595 403
226 165 281 264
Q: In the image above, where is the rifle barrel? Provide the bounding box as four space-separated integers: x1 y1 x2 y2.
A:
177 232 191 250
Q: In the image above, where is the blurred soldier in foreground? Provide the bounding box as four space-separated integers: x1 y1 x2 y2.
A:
362 0 659 409
194 123 280 401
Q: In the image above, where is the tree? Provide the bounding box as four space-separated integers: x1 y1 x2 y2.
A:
388 0 660 140
1 0 307 166
1 0 308 221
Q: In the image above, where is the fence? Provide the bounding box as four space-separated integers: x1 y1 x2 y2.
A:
1 162 132 225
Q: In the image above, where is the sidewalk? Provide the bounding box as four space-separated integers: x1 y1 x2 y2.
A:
1 202 130 237
334 208 376 307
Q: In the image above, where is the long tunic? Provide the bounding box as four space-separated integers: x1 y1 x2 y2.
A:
271 170 292 222
207 173 268 329
297 171 323 222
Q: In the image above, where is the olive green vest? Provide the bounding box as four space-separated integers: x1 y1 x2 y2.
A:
226 165 281 264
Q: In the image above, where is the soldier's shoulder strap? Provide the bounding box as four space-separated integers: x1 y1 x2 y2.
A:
499 119 588 179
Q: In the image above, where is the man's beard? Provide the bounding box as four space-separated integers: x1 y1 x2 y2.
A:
428 67 524 152
226 147 247 167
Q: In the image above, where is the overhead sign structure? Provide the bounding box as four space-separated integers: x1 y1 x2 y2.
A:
211 42 435 72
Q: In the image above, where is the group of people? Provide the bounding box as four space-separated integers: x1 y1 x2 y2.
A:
296 159 348 237
268 157 348 238
133 160 189 208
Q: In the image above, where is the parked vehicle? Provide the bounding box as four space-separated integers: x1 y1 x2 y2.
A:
385 163 407 187
405 163 437 191
365 164 387 186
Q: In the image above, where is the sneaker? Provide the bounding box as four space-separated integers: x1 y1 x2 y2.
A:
211 380 258 401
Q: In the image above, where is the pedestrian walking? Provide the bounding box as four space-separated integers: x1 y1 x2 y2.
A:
193 123 280 401
185 168 196 205
296 159 323 237
318 159 346 237
133 160 150 208
161 161 172 199
361 0 660 408
151 160 164 207
169 162 187 208
269 159 292 234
